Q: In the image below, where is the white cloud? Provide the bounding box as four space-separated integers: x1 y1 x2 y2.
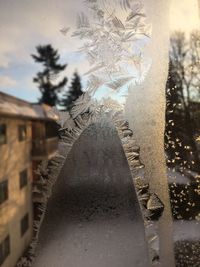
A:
0 0 84 55
0 0 89 101
0 0 87 77
0 75 17 87
0 55 10 68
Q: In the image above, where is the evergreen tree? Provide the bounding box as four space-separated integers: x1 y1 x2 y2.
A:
32 44 67 106
60 72 83 111
165 32 200 172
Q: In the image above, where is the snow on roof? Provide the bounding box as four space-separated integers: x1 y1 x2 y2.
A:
31 104 56 120
0 91 55 120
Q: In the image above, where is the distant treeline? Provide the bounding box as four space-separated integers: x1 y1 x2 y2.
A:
32 44 83 110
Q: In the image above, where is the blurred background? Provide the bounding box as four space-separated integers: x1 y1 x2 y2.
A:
0 0 200 266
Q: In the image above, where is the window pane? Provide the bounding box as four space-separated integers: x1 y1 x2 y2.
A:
0 180 8 205
0 124 6 145
0 235 10 265
0 243 3 265
18 125 27 142
19 169 28 189
4 236 10 259
21 213 29 237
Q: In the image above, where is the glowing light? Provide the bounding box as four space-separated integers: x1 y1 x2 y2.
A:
170 0 200 33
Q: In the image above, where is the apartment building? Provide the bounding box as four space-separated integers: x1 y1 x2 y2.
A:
0 92 58 267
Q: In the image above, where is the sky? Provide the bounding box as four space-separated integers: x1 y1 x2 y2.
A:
0 0 200 103
170 0 200 33
0 0 87 102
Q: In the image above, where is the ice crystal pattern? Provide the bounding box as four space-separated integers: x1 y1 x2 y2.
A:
72 0 151 99
16 1 154 266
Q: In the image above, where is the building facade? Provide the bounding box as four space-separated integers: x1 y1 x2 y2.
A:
0 92 58 267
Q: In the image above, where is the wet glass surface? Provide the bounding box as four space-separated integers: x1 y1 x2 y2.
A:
33 123 150 267
1 1 200 267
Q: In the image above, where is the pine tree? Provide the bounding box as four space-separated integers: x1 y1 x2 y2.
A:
165 32 200 172
32 44 67 106
60 72 83 111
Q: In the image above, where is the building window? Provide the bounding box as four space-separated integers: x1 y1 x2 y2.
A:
0 235 10 265
18 125 27 142
0 180 8 205
21 213 29 237
0 124 6 145
19 169 28 189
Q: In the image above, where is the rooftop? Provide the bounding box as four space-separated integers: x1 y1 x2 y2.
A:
0 91 55 120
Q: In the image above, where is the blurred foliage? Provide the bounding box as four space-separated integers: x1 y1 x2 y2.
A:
32 44 67 106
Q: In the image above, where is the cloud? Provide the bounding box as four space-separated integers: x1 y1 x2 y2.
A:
0 0 89 102
0 0 84 55
0 75 17 87
0 55 10 68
